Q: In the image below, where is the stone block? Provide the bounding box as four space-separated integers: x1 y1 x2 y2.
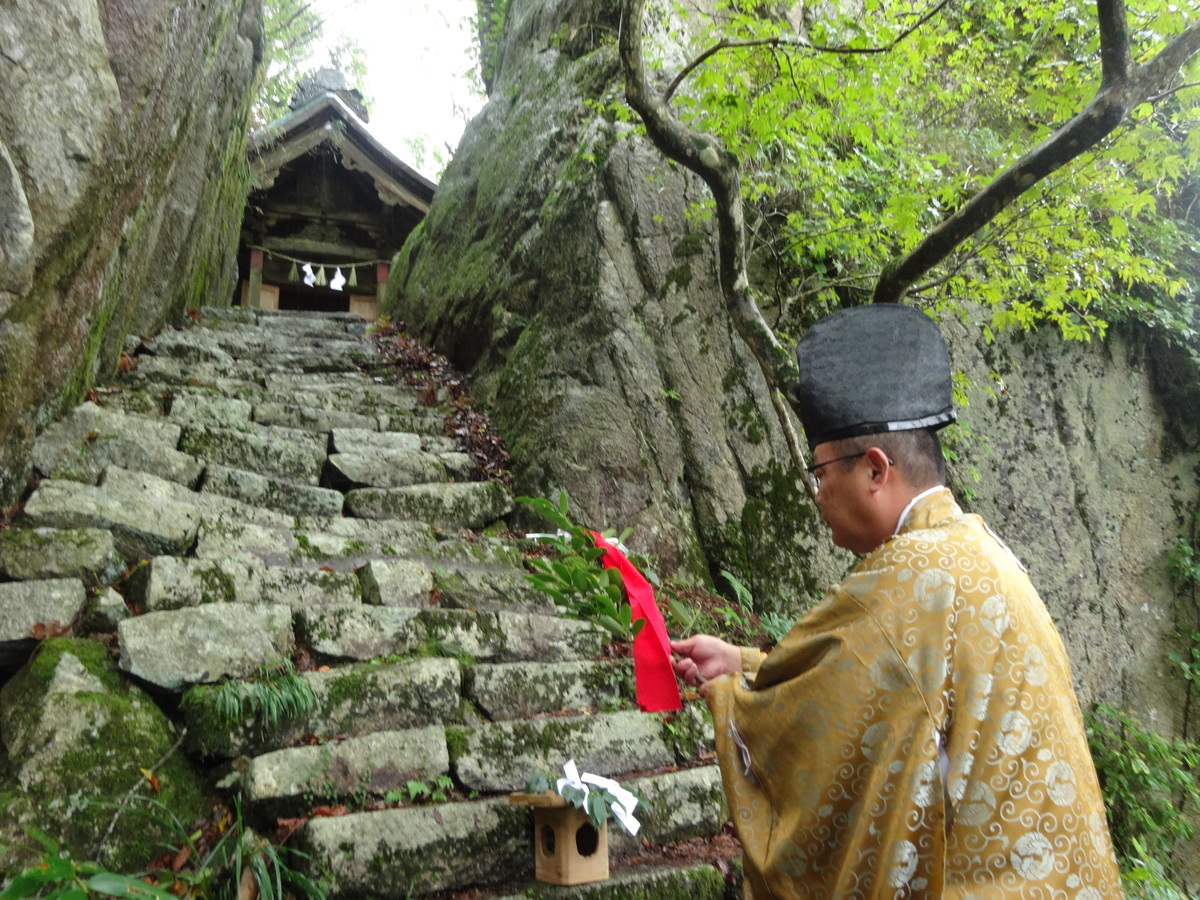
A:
377 410 451 436
345 482 514 530
0 579 87 668
125 555 361 611
244 727 448 813
292 659 459 746
201 462 345 518
298 604 423 661
297 798 529 897
179 423 325 485
167 389 254 429
325 449 445 490
455 710 675 792
20 477 200 560
194 520 431 569
118 603 294 691
466 660 632 720
253 401 377 432
611 766 727 855
149 329 235 364
432 564 551 613
88 587 131 632
329 428 422 455
32 402 201 487
358 559 434 607
496 611 604 662
0 526 124 587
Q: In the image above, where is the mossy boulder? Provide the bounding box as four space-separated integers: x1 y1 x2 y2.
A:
0 638 206 875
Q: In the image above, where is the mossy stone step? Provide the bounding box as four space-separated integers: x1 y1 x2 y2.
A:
186 657 461 758
296 768 728 897
431 562 551 613
0 579 88 668
32 402 203 488
126 355 266 388
193 519 433 569
199 462 345 518
21 475 202 560
329 427 455 455
357 559 435 607
359 556 550 613
465 660 633 721
167 389 255 430
117 602 294 691
126 555 361 611
455 710 677 793
252 401 377 432
298 606 603 665
264 374 421 413
325 449 448 490
345 481 514 530
297 796 530 897
0 526 124 587
243 725 449 816
179 423 326 485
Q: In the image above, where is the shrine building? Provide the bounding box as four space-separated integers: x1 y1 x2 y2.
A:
236 69 435 320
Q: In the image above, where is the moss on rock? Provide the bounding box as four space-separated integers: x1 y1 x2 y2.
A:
0 638 207 874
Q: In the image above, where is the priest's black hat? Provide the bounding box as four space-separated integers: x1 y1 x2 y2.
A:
792 304 956 449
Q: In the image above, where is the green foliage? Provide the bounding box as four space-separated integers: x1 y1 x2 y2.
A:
180 660 316 737
522 770 645 835
0 795 327 900
758 610 796 645
1085 703 1200 875
254 0 370 128
1167 532 1200 587
652 0 1200 346
517 492 646 641
475 0 511 91
145 795 325 900
720 569 754 613
0 828 175 900
1121 844 1193 900
402 775 455 804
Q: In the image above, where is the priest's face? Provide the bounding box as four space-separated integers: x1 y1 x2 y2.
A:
811 443 879 554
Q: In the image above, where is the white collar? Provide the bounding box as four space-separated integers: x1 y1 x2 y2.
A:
893 485 945 537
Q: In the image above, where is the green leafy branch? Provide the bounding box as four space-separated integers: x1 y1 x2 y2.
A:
517 493 646 641
522 770 647 834
0 827 175 900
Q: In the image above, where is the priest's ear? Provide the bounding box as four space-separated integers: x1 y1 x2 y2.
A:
865 447 897 488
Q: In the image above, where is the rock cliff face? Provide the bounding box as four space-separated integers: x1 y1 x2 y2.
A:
390 0 850 605
389 0 1200 736
0 0 262 506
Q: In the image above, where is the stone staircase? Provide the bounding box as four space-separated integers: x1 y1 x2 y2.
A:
0 308 732 898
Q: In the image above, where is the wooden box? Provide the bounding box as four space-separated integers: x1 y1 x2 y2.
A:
509 792 609 886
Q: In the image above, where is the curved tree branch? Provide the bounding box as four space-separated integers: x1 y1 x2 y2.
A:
621 0 798 393
663 0 954 103
874 0 1200 302
620 0 811 480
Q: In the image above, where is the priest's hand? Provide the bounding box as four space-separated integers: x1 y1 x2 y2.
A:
671 635 741 696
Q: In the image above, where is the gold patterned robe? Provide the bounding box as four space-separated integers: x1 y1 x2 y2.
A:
708 489 1122 899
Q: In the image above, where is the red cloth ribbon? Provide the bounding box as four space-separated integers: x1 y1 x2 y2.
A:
593 533 681 713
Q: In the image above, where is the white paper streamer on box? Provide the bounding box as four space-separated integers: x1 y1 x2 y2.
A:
556 759 641 836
